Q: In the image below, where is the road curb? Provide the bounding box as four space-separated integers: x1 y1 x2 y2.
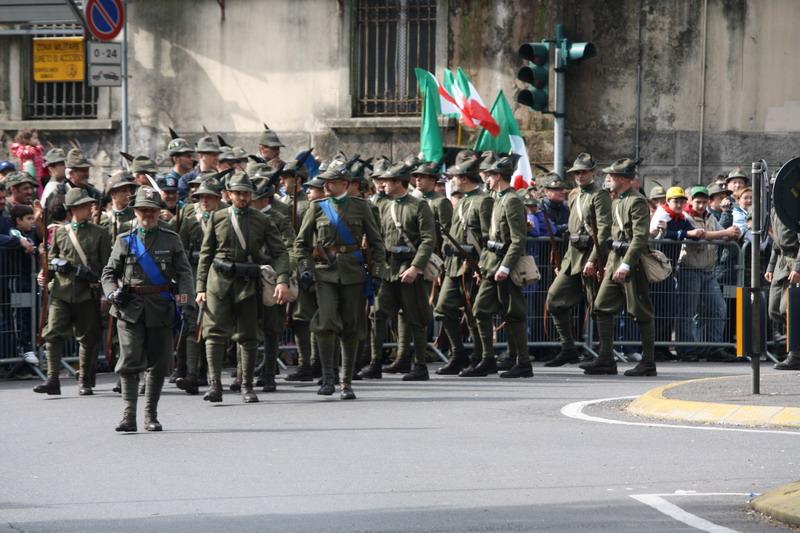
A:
626 376 800 428
750 481 800 527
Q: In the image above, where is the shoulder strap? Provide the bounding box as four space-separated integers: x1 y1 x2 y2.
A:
319 199 364 263
66 225 89 267
228 209 251 260
390 201 417 252
614 200 624 233
124 232 172 301
490 193 509 239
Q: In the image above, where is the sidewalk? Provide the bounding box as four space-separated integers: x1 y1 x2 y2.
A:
626 372 800 428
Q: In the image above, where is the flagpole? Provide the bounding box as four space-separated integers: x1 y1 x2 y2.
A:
456 123 462 146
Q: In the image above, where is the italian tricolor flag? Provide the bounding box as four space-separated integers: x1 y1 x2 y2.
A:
474 90 534 190
414 68 445 162
449 67 500 137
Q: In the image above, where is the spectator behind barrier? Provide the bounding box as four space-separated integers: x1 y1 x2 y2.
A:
731 186 752 236
649 187 704 240
3 203 39 355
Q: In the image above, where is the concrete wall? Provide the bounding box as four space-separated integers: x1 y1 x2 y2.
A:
1 0 798 189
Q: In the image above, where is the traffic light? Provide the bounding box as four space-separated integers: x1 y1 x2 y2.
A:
562 40 596 65
516 42 550 112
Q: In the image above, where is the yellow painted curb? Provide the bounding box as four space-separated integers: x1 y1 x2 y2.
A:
626 376 800 428
750 481 800 527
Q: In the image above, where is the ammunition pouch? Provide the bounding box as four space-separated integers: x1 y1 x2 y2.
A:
388 245 415 259
610 240 630 254
212 258 261 278
74 264 100 283
212 258 235 276
569 234 592 251
50 258 73 274
486 240 508 256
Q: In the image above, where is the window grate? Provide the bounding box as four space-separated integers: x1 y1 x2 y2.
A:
26 23 99 120
354 0 437 117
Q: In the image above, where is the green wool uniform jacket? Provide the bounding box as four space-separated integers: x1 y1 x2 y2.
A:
178 206 219 274
378 193 435 281
101 226 195 327
608 189 650 271
444 189 493 277
48 222 111 303
420 191 453 252
195 206 291 300
478 187 527 277
99 208 135 241
560 182 612 276
294 195 386 285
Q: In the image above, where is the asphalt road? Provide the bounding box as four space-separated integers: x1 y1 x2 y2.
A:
0 361 796 532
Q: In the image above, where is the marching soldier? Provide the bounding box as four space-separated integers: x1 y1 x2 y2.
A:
582 158 656 376
358 162 435 381
174 179 223 394
257 125 284 168
433 156 493 375
766 206 800 370
41 147 68 206
286 176 326 381
99 171 136 238
294 160 386 399
101 186 195 431
178 135 221 201
34 188 111 396
164 134 196 185
157 175 182 229
467 155 531 378
195 172 291 404
64 149 102 201
545 153 612 367
129 155 160 189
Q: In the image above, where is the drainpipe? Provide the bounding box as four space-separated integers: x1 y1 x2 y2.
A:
697 0 709 183
634 0 643 165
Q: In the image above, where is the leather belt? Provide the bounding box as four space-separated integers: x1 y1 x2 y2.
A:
128 284 172 294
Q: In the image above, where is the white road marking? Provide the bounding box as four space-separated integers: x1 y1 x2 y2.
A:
561 396 800 436
631 492 747 533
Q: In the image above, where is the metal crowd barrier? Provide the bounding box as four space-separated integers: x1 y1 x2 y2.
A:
0 234 760 382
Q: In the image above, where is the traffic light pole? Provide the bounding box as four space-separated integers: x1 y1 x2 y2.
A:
553 46 566 178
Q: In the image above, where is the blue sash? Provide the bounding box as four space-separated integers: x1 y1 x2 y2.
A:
319 199 375 303
125 233 173 302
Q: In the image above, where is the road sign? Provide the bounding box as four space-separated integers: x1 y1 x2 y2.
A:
773 156 800 233
32 37 85 82
88 42 121 65
85 0 125 42
88 65 122 87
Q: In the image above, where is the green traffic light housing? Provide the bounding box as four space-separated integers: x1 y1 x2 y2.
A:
564 41 596 64
517 41 550 112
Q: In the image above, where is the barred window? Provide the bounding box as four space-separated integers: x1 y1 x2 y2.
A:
354 0 437 117
26 24 99 120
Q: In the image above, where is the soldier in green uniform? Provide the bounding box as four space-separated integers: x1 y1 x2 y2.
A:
358 162 435 381
34 188 111 396
294 161 386 399
464 155 531 378
64 149 102 201
433 157 493 375
257 125 284 168
99 171 136 238
129 155 160 189
101 186 195 431
545 153 612 367
195 172 291 404
582 158 656 376
286 176 326 381
157 175 182 230
277 160 310 225
766 207 800 369
174 179 223 394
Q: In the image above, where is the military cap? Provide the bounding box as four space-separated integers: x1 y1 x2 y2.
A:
726 167 749 183
445 156 480 178
483 154 520 177
647 185 666 200
63 187 96 208
188 169 219 186
454 149 478 165
132 186 163 209
520 190 539 207
158 175 179 192
370 156 392 179
280 159 301 176
106 170 136 193
0 160 15 173
542 172 567 189
348 159 371 183
196 135 221 154
245 160 268 175
254 181 275 200
602 158 638 177
375 162 413 182
412 161 441 177
5 171 38 187
319 159 350 181
707 183 731 197
258 125 284 148
66 148 91 169
191 180 223 199
225 171 255 192
306 176 325 189
232 146 249 161
403 154 422 168
167 137 195 156
218 146 237 162
130 155 158 175
566 152 597 174
665 186 687 200
44 148 67 166
479 151 500 171
690 185 710 198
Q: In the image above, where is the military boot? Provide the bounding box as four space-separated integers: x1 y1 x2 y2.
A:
33 377 61 395
402 363 430 381
499 364 534 378
78 379 93 396
112 378 122 393
115 415 137 432
357 360 383 379
285 365 314 382
459 356 497 377
496 352 515 371
544 347 580 367
116 374 138 432
340 382 357 400
624 362 657 377
775 353 800 370
242 383 259 403
383 355 411 374
229 376 242 392
176 374 199 395
582 354 618 375
203 380 223 402
311 357 322 379
436 349 469 375
143 373 164 431
317 379 335 396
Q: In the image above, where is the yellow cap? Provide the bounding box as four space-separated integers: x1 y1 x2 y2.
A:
666 186 687 200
